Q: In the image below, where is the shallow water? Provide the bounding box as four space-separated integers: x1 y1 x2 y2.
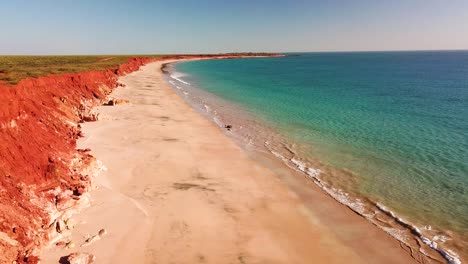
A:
168 52 468 263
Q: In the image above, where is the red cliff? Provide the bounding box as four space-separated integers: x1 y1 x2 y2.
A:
0 58 152 263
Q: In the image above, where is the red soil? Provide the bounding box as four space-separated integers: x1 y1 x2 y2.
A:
0 57 152 263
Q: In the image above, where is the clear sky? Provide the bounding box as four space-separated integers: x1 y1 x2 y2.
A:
1 0 467 55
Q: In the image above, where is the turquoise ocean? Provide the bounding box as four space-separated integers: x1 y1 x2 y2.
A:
166 52 468 263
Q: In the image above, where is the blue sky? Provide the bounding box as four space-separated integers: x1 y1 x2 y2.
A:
1 0 467 54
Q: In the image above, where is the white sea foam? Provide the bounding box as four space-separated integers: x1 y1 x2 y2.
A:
307 168 321 178
170 71 186 78
423 239 461 264
289 154 371 217
213 117 223 127
291 158 307 171
324 186 369 217
375 204 461 264
268 150 461 264
422 237 438 249
271 151 288 162
433 235 449 243
445 250 462 264
381 225 409 243
204 104 211 112
423 225 432 231
325 189 460 264
289 158 322 179
170 73 191 85
167 79 183 90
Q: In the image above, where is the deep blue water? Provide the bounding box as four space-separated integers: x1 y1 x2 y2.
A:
173 51 468 259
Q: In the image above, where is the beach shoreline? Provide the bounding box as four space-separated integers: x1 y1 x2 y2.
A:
164 59 463 264
42 58 429 263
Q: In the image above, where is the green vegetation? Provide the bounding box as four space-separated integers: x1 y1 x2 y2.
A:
0 55 162 85
0 53 280 85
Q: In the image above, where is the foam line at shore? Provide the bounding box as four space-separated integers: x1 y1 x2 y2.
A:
270 150 461 264
375 204 461 264
170 72 191 85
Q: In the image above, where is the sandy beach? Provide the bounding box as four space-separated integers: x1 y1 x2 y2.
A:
41 59 422 264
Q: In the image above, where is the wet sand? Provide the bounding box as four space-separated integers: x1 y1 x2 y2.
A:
42 59 419 263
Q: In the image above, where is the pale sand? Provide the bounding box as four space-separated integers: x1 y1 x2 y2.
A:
42 60 418 263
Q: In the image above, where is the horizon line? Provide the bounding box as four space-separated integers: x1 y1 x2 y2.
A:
1 48 468 56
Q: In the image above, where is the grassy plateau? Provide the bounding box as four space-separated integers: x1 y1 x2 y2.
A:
0 55 162 85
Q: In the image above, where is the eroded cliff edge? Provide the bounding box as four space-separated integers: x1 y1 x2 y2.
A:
0 57 152 263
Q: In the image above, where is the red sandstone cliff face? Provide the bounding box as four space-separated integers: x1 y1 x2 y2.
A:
0 58 152 263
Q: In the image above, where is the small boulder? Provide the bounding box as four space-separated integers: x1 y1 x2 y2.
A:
65 218 76 230
56 219 65 233
64 252 95 264
98 228 107 237
65 241 75 249
114 99 129 105
55 241 67 247
81 113 99 122
104 99 129 106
